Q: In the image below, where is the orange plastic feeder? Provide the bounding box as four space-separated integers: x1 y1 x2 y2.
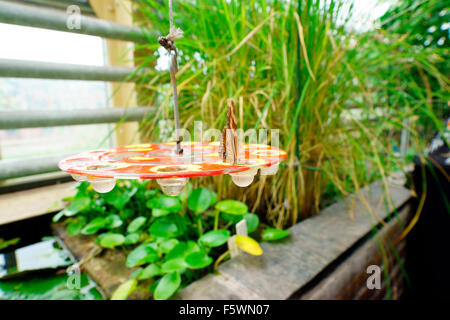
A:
59 141 287 195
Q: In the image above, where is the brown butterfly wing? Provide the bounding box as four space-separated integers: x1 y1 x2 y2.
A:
218 99 239 164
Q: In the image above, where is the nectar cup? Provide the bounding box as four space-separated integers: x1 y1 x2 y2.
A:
157 177 189 196
89 178 116 193
230 169 257 187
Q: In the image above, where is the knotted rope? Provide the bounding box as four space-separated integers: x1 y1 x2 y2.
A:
158 0 184 154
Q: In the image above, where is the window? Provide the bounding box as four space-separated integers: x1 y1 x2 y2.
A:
0 23 114 161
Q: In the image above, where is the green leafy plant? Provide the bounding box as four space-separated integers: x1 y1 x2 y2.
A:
0 237 20 251
262 228 290 241
54 180 288 300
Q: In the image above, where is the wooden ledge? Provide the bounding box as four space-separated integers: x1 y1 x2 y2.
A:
52 223 152 300
0 182 77 225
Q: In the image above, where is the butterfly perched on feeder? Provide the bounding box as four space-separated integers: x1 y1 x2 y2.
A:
219 99 239 164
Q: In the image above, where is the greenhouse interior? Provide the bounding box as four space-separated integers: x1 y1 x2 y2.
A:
0 0 449 306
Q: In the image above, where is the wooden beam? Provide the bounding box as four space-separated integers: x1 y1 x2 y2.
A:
89 0 140 146
297 207 411 300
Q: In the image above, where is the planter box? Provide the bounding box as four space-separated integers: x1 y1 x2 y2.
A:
52 180 411 300
174 180 411 300
52 223 152 299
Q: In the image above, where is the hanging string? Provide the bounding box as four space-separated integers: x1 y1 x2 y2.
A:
168 0 174 30
158 0 184 154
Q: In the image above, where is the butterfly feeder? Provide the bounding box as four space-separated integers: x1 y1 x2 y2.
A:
58 1 287 196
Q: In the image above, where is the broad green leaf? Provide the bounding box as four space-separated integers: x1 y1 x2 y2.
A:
75 181 91 196
158 238 179 254
124 233 141 245
215 200 248 215
53 197 90 222
221 212 243 224
66 217 87 236
126 243 159 267
62 196 74 202
96 232 110 244
161 259 188 273
165 242 188 261
185 240 200 255
103 186 137 210
235 235 263 256
154 272 181 300
107 214 123 229
138 264 161 280
127 217 147 233
81 217 109 235
146 242 159 251
199 230 230 247
121 208 134 219
187 188 214 214
149 216 181 238
165 241 199 261
111 279 137 300
149 278 160 293
243 213 259 233
0 237 20 251
174 214 188 235
185 252 213 269
145 189 159 198
209 190 218 205
178 182 193 201
152 208 170 217
146 195 181 213
129 268 143 279
262 228 290 241
100 233 125 248
52 211 65 223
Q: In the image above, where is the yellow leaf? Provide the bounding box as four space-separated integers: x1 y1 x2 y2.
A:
235 235 263 256
111 279 137 300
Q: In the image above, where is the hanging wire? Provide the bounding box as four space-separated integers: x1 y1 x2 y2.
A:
158 0 184 154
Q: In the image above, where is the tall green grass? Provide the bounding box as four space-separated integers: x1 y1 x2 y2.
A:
132 0 448 227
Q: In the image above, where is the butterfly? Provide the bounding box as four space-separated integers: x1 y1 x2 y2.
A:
219 99 239 164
